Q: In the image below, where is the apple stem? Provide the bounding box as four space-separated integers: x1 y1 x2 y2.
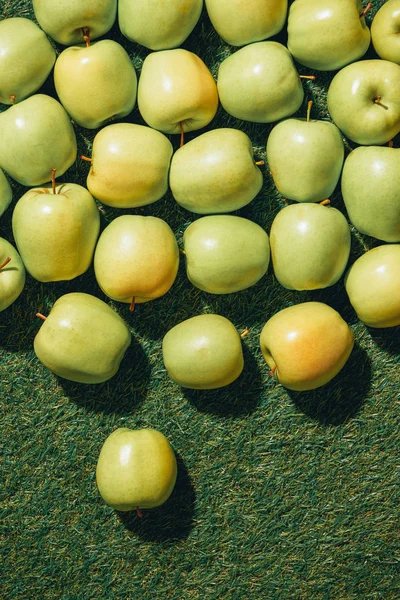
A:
80 155 92 162
307 100 313 123
82 27 91 47
136 506 143 518
240 327 249 338
51 168 56 194
179 121 185 147
36 313 47 321
299 75 316 81
179 248 186 255
373 94 388 109
10 94 16 104
0 256 11 270
129 297 136 312
389 140 394 148
269 365 277 377
255 160 264 166
360 2 372 18
320 199 331 206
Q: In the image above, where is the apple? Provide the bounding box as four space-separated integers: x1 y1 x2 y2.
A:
345 244 400 328
0 17 56 105
327 59 400 146
183 215 270 294
169 128 263 214
0 169 12 217
266 101 345 203
341 145 400 242
217 42 304 123
94 215 179 308
287 0 370 71
54 40 137 129
85 123 173 208
205 0 288 47
260 302 354 391
32 0 117 46
34 292 131 384
96 428 177 512
137 49 219 136
0 238 25 312
269 202 351 291
12 172 100 282
0 94 77 187
371 0 400 64
119 0 203 50
162 314 244 389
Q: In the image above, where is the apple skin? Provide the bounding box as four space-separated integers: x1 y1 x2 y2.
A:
371 0 400 64
87 123 173 208
96 428 177 511
341 146 400 243
217 42 303 123
34 293 131 384
327 60 400 146
183 215 270 294
32 0 117 46
0 94 77 187
287 0 370 71
205 0 288 46
54 40 137 129
0 169 12 217
169 128 263 214
162 314 244 389
260 302 354 391
345 244 400 328
119 0 203 50
12 183 100 282
0 17 56 105
137 49 219 135
94 215 179 305
266 117 344 203
0 238 25 312
270 203 351 291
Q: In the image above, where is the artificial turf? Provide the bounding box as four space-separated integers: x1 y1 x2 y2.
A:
1 1 399 598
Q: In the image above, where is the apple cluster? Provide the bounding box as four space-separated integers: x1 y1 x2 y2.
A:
0 0 400 512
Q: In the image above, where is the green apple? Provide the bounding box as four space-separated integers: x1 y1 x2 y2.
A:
270 202 351 290
345 244 400 328
12 176 100 282
0 17 56 105
86 123 173 208
327 59 400 145
0 94 77 187
94 215 179 307
96 428 177 512
137 49 219 135
371 0 400 64
0 238 25 312
54 40 137 129
0 169 12 217
287 0 370 71
266 103 345 203
205 0 287 46
169 128 263 214
183 215 270 294
260 302 354 391
119 0 203 50
34 292 131 384
162 314 244 389
341 145 400 242
32 0 117 46
217 42 303 123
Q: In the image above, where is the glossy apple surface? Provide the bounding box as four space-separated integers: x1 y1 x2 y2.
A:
170 128 263 214
341 146 400 242
0 94 77 186
32 0 117 46
205 0 287 46
87 123 173 208
0 238 25 312
162 314 244 389
260 302 354 391
327 59 400 145
183 215 270 294
96 428 177 511
217 42 303 123
34 292 131 384
0 17 56 105
371 0 400 64
119 0 203 50
54 40 137 129
345 244 400 328
0 169 12 217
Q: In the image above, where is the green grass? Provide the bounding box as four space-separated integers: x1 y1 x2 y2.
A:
1 1 399 599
